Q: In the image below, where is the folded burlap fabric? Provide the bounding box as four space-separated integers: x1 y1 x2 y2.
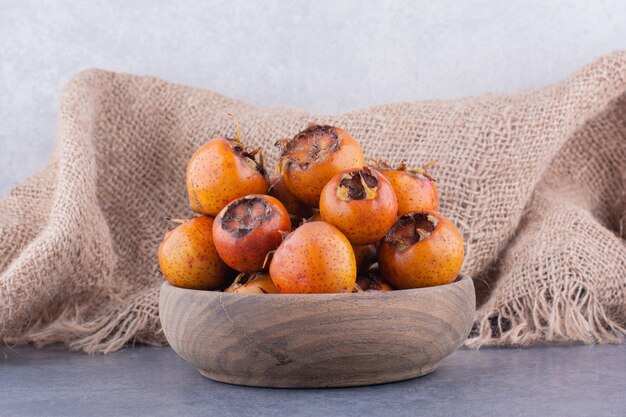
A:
1 53 625 353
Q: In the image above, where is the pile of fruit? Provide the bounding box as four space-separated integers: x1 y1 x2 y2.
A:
158 124 464 294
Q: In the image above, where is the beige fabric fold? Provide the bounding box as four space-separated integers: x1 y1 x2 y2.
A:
1 53 625 352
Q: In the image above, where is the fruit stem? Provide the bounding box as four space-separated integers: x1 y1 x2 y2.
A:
232 272 248 288
268 175 282 191
359 171 378 199
166 217 189 224
258 148 265 171
416 228 431 241
228 113 242 142
422 159 437 170
368 158 393 171
262 250 275 269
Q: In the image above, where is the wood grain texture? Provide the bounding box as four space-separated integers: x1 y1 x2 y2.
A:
159 276 475 388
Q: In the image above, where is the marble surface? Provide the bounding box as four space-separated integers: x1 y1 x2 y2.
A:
2 1 626 196
2 344 624 417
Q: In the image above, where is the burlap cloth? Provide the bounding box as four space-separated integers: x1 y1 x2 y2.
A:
1 53 625 353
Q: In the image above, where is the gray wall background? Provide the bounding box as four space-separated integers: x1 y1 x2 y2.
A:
1 0 625 196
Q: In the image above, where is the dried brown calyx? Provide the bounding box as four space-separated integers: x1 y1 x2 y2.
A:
352 283 364 293
367 278 387 291
336 168 378 201
356 267 391 292
229 141 267 177
359 276 388 291
384 212 439 249
225 272 269 293
220 196 274 238
369 158 437 182
224 116 267 177
275 124 341 170
356 276 377 291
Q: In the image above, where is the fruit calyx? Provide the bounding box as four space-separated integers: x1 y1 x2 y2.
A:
275 124 341 170
398 160 437 182
369 158 437 182
163 216 193 237
229 141 267 177
352 283 364 293
336 167 378 201
220 196 274 238
225 115 267 177
228 272 270 293
384 212 439 249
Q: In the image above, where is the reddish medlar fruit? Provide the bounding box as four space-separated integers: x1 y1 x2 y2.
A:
276 124 365 207
378 211 464 289
213 194 291 273
319 167 398 245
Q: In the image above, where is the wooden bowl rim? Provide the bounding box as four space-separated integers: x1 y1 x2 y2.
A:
160 275 473 301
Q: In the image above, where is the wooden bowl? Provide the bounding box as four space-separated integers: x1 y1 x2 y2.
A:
159 276 475 388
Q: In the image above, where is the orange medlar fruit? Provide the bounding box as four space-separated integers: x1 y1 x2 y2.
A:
158 216 231 290
319 167 398 245
378 211 464 289
305 213 376 272
371 160 438 215
269 221 356 294
213 195 291 273
224 271 279 294
276 124 365 207
187 134 269 216
268 175 316 219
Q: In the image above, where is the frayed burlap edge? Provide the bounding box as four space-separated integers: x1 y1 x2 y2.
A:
3 285 164 353
466 279 625 348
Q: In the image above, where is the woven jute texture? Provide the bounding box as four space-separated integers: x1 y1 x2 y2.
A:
1 53 625 353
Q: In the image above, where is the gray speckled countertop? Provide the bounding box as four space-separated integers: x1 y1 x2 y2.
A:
2 344 624 417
